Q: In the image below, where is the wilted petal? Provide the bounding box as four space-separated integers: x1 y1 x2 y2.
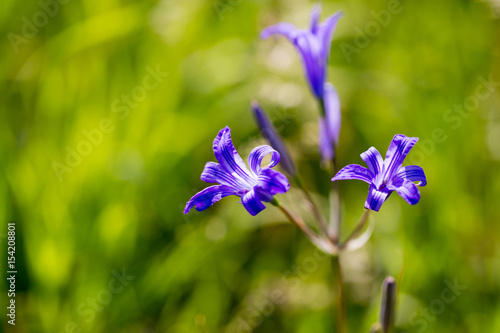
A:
361 147 384 175
317 11 343 61
365 184 390 212
248 145 280 175
256 168 290 196
383 135 418 182
261 22 300 41
242 188 267 216
251 101 296 175
201 162 246 188
389 179 421 206
213 127 255 186
393 165 427 187
332 164 374 184
323 82 341 146
184 185 237 214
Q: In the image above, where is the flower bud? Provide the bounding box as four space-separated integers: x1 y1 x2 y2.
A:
379 276 396 333
251 101 296 176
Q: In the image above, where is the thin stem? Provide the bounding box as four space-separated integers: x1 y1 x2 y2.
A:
294 176 330 239
272 199 337 255
272 200 318 242
328 157 341 244
341 209 371 248
332 254 346 333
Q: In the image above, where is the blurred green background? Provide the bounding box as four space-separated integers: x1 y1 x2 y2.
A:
1 0 500 332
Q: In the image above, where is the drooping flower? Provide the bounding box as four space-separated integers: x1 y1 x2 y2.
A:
261 5 343 98
332 135 427 212
251 100 296 175
318 82 341 161
184 127 290 216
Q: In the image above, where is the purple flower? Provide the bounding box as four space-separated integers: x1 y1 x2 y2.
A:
261 5 343 98
184 127 290 216
318 82 341 161
332 135 427 212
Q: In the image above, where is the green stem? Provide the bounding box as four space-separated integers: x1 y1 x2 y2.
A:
332 254 346 333
294 176 330 239
340 209 371 248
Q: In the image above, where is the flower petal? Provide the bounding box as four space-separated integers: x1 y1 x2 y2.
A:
317 10 343 62
295 34 324 98
213 127 255 186
383 135 419 182
261 22 300 41
248 145 280 175
365 184 390 212
393 165 427 187
201 162 246 188
251 101 296 175
241 188 267 216
324 82 341 146
309 4 322 34
332 164 374 184
318 116 334 161
256 168 290 197
388 179 421 206
360 147 384 176
184 185 237 214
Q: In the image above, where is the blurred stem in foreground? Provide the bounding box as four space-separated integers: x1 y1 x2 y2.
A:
332 254 346 333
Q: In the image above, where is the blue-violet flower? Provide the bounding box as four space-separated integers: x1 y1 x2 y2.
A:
261 5 343 98
184 127 290 216
332 134 427 211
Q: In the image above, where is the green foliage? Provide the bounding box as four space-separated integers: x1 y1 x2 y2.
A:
1 0 500 332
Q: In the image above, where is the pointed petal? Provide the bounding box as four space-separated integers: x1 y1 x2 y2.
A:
251 101 296 175
364 184 390 212
241 188 267 216
324 82 341 146
248 145 280 175
361 147 384 175
201 162 246 188
309 4 322 34
256 168 290 197
261 22 300 41
393 165 427 187
332 164 374 184
213 127 255 186
317 10 343 62
388 179 421 206
383 135 419 182
184 185 237 214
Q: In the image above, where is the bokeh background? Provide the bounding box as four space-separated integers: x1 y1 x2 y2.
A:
2 0 500 332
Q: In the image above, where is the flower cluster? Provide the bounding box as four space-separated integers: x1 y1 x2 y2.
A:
184 5 427 249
